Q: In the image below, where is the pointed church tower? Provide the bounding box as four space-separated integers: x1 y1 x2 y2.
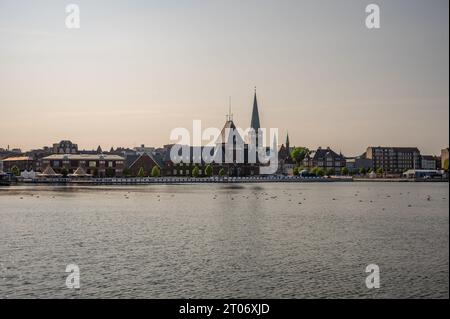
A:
250 88 261 131
286 132 290 153
250 87 262 147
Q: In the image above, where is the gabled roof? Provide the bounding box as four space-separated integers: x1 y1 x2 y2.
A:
311 147 344 160
216 120 245 146
125 154 140 168
129 153 162 169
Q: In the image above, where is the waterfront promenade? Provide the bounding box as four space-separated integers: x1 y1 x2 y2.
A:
4 175 447 185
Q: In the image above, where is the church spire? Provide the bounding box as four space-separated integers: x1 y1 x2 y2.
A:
250 87 261 131
286 132 290 150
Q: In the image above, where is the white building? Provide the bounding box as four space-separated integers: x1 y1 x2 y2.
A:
421 156 438 170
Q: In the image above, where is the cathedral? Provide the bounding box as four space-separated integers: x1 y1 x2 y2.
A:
212 89 264 176
164 89 286 177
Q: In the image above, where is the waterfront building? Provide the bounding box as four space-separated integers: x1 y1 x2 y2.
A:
278 133 295 175
41 154 125 177
303 147 346 173
345 155 373 173
421 155 439 170
1 156 34 173
128 153 163 177
366 146 421 174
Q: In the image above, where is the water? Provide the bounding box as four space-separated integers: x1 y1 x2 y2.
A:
0 182 448 299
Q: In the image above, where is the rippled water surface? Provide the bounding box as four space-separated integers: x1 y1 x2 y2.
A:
0 182 448 298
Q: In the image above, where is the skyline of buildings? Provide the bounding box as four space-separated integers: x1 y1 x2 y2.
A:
1 90 449 177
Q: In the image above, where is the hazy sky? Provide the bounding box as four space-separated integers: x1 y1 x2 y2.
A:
0 0 448 156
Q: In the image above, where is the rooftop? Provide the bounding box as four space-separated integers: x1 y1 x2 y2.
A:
42 154 124 161
2 156 33 162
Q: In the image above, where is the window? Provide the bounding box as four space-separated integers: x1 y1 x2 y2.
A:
89 161 96 168
108 162 113 168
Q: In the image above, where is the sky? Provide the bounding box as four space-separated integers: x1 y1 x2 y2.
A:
0 0 448 156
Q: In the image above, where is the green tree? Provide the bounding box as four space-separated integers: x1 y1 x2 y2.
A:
293 167 299 176
192 165 200 178
341 167 349 176
205 164 213 177
138 167 145 178
326 168 335 176
11 165 20 176
219 168 226 177
151 166 161 177
290 147 309 165
444 159 449 171
376 167 384 175
311 167 319 175
61 168 69 178
359 167 367 176
316 168 325 177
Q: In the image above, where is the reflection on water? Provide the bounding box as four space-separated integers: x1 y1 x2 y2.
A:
0 182 448 298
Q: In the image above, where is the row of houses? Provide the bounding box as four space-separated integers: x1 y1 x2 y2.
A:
278 145 449 175
1 143 448 178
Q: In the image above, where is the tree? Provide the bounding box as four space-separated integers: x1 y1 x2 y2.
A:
376 167 384 175
341 167 349 176
326 168 335 176
444 159 449 172
61 168 69 178
11 165 20 176
151 166 161 177
290 147 309 165
106 167 115 178
205 164 213 177
311 167 319 175
316 168 325 177
138 167 145 178
192 165 199 178
219 168 226 177
359 167 367 176
293 167 299 176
